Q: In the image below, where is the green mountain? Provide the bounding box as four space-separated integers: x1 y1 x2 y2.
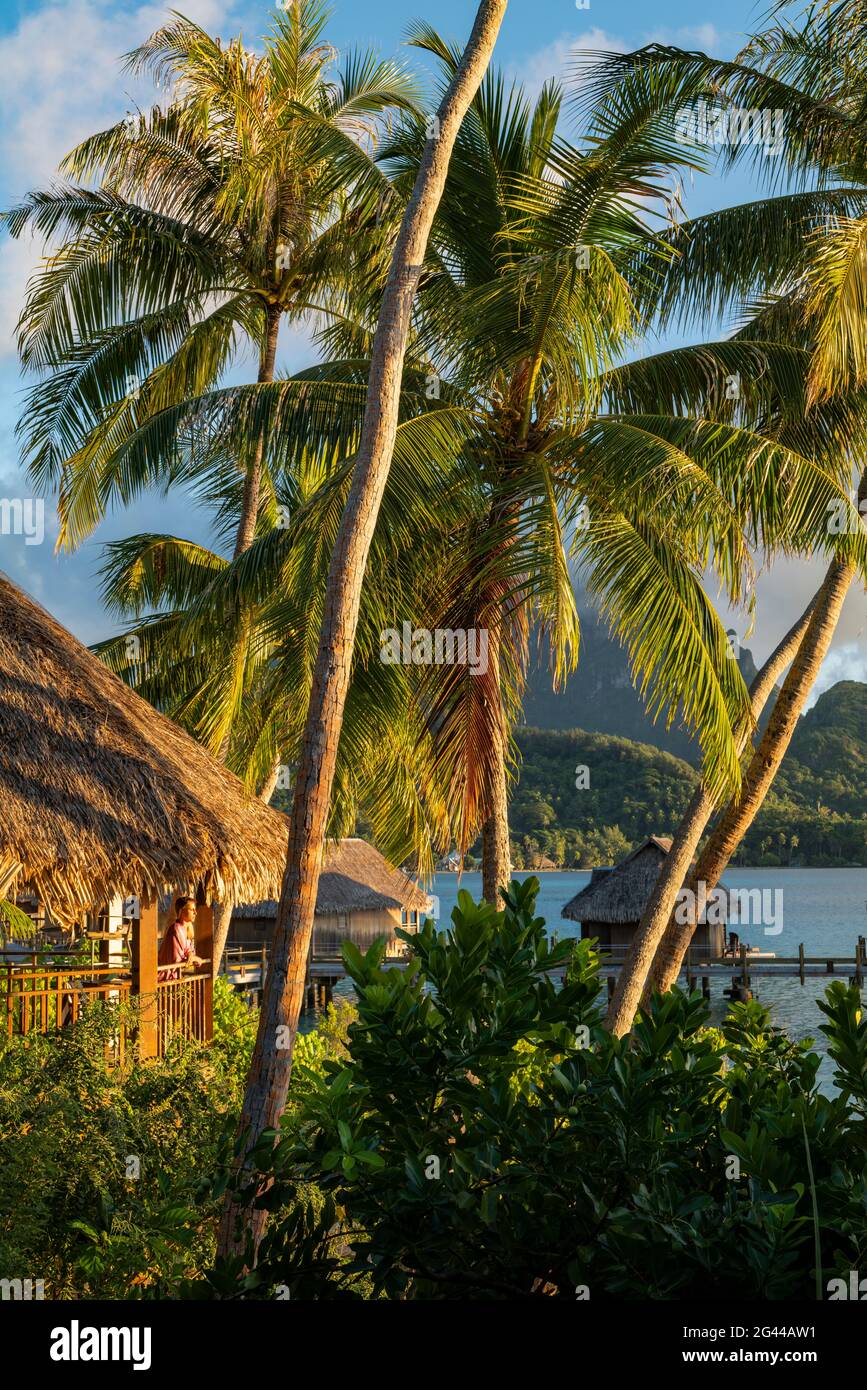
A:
509 680 867 868
509 728 698 868
521 612 776 762
777 682 867 816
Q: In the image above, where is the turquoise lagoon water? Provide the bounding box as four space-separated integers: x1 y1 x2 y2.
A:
431 867 867 1079
325 867 867 1075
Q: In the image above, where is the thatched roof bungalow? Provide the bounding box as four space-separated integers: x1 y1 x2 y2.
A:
0 571 290 926
0 571 296 1055
562 836 729 959
231 837 433 958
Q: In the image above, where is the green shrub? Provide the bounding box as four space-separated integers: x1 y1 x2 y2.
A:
227 878 867 1300
0 1003 233 1297
0 977 357 1299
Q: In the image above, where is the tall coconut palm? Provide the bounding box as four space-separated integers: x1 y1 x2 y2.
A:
5 0 418 760
336 32 867 902
573 0 867 1027
103 28 864 947
601 296 867 1034
643 530 863 1007
212 25 867 1258
91 391 479 963
217 0 510 1259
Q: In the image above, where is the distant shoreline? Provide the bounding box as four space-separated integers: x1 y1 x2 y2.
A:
433 864 867 874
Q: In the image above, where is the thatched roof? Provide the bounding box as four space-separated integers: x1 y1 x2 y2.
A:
562 836 728 924
0 571 292 924
233 837 432 919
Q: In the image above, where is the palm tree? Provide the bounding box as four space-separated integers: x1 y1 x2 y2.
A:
216 10 867 1256
100 24 864 988
575 0 867 1026
643 524 864 1005
91 394 479 963
217 0 509 1259
5 0 419 762
344 32 866 902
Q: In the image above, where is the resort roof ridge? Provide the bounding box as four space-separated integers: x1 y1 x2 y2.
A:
233 835 432 918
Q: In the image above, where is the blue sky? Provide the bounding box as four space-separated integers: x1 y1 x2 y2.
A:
0 0 864 696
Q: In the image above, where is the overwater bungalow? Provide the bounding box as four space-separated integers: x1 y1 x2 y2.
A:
229 837 433 960
0 572 290 1057
562 835 730 961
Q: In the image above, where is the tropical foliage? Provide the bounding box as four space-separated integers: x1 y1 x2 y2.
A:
0 977 351 1299
96 27 867 885
211 879 867 1300
4 0 418 773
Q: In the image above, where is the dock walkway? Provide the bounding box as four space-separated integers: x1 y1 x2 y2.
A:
223 935 867 1008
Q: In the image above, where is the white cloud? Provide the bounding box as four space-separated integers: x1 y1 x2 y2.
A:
513 21 737 105
716 554 867 693
807 642 867 706
0 0 239 194
510 28 626 101
0 234 39 354
0 0 251 353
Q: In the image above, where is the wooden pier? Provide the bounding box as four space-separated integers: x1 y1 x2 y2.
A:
222 942 412 1011
589 935 867 1003
223 934 867 1009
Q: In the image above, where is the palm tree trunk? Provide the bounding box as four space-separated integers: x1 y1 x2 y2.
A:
481 712 511 903
234 304 281 559
213 307 282 767
648 553 854 998
603 591 819 1035
210 309 283 957
211 899 234 977
217 0 508 1261
605 547 855 1039
210 750 280 970
259 753 282 804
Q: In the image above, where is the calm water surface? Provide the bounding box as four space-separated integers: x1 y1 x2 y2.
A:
432 868 867 1084
322 868 867 1081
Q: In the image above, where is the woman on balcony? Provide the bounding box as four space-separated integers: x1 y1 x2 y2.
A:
158 897 205 981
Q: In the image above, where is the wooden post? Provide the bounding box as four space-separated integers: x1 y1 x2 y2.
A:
702 976 710 999
98 914 110 970
195 888 214 1044
799 942 805 985
131 895 159 1059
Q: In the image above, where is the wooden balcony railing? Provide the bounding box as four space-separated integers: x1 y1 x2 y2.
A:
156 970 210 1053
0 957 213 1061
1 960 133 1061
